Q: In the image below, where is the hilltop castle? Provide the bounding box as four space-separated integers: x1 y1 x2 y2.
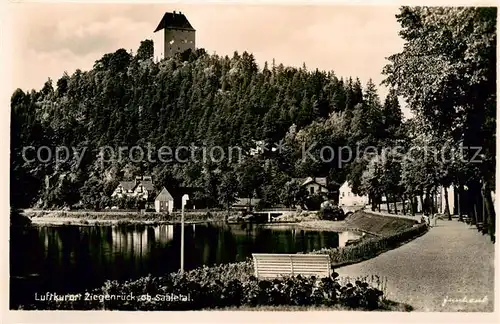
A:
154 11 196 59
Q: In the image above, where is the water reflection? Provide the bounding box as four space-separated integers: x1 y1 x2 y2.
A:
10 223 359 307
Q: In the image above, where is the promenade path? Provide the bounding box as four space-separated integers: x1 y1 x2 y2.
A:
336 219 495 312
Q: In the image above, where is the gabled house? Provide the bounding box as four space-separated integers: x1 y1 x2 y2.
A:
294 177 329 196
155 187 174 213
111 176 155 201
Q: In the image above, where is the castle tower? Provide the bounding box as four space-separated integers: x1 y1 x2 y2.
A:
154 11 196 59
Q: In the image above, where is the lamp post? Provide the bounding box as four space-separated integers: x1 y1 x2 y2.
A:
180 194 189 274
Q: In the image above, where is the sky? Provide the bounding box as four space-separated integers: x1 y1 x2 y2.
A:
7 3 411 117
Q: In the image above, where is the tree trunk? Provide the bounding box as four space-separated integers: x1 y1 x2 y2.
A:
472 200 478 226
225 202 229 223
402 195 406 215
481 188 488 235
429 191 435 215
457 185 462 221
424 191 430 215
419 195 424 214
386 194 391 214
482 180 496 242
393 195 398 215
444 186 451 220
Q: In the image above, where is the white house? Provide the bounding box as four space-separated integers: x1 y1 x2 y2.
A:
155 187 174 213
339 181 369 207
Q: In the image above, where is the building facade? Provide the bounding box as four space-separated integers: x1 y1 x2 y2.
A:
293 177 329 196
302 177 329 196
155 187 174 213
154 11 196 59
338 181 369 207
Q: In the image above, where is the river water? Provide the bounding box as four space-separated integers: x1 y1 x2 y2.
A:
10 222 360 307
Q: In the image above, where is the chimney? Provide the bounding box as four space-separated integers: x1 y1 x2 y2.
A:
173 10 176 15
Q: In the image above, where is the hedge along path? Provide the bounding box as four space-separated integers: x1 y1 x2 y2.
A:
311 222 429 268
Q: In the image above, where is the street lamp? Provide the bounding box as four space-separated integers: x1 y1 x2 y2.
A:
180 194 189 274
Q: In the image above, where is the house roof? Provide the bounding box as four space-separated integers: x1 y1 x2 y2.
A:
119 181 136 191
155 187 174 201
232 198 261 207
140 180 155 191
118 177 155 192
296 177 328 187
154 12 195 32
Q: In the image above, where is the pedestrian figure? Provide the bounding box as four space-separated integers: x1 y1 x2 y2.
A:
429 214 435 227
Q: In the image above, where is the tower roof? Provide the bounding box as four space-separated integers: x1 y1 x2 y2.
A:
154 11 195 32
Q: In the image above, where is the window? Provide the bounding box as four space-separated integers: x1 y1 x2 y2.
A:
342 192 345 197
348 192 351 196
310 187 314 194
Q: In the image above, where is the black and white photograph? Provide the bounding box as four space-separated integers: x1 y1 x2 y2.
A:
5 0 497 318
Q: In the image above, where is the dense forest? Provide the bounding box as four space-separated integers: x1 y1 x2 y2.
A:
10 38 401 209
10 7 496 240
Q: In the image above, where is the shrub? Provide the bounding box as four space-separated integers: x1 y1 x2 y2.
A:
318 205 345 221
10 208 32 229
26 260 384 311
305 194 325 211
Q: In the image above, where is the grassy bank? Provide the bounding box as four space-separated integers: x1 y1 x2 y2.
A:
295 220 381 237
295 210 419 237
25 210 237 225
344 211 418 236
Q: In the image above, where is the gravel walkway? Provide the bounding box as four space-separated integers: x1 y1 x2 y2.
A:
336 219 495 312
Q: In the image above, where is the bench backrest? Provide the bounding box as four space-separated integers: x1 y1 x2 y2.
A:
252 253 331 279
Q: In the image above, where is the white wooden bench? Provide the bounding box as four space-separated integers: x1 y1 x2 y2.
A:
252 253 332 279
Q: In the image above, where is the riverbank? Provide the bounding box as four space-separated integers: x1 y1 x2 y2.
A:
292 210 419 237
24 209 233 226
29 217 212 226
294 220 380 237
